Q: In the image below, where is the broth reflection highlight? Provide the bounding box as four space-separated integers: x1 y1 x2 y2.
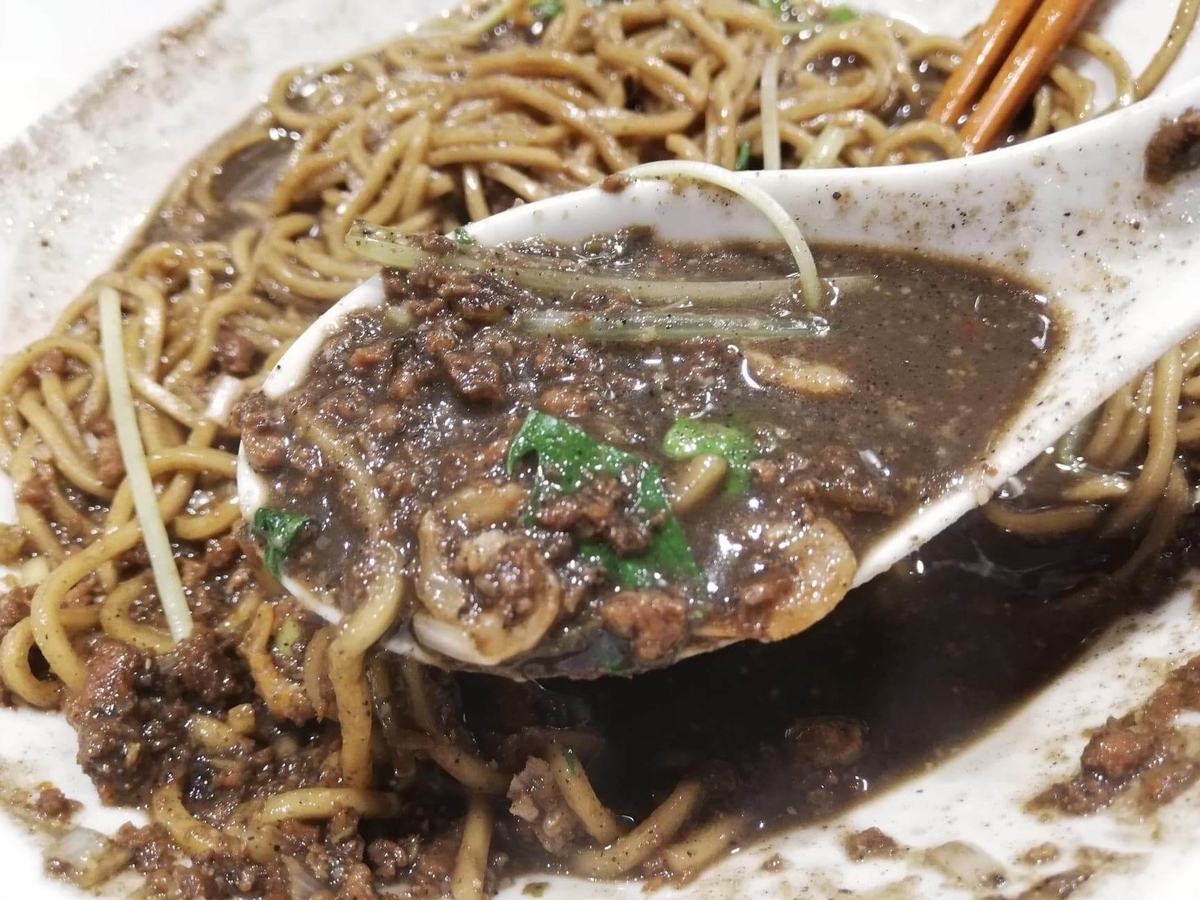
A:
0 0 1198 897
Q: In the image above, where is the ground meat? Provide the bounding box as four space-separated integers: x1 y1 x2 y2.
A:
0 524 27 565
205 534 243 572
753 447 896 516
454 282 517 325
536 477 622 532
215 325 260 376
415 233 458 255
401 263 519 325
536 385 597 418
64 631 255 806
92 431 125 487
406 836 459 897
321 385 371 423
160 630 247 706
65 640 185 806
117 822 175 874
507 756 583 855
599 173 630 193
235 396 289 470
365 838 418 882
31 347 66 376
1033 654 1200 816
463 536 557 623
143 862 221 900
600 590 689 663
328 862 377 900
14 475 50 511
0 584 32 631
535 476 652 553
760 853 786 872
33 786 80 820
1145 108 1200 184
416 321 459 361
1140 758 1200 804
786 718 866 771
737 567 796 611
387 358 437 402
348 340 393 371
843 827 900 861
1079 721 1160 781
443 351 506 403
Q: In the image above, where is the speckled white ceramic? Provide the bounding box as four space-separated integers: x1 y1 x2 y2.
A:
3 1 1200 898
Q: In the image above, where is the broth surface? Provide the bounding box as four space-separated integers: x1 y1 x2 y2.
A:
240 230 1053 675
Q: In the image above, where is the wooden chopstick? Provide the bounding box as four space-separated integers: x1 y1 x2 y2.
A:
932 0 1098 154
960 0 1099 152
929 0 1043 127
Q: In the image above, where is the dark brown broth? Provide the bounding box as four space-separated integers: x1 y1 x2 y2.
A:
463 516 1189 860
242 231 1054 675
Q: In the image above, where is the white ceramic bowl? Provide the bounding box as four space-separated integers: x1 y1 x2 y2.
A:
2 1 1200 897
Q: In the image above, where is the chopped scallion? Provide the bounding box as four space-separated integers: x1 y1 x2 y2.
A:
735 141 753 171
515 309 829 343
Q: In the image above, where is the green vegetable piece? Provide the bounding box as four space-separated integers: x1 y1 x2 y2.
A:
564 748 578 776
596 647 631 675
663 418 755 496
826 5 857 23
452 226 475 246
272 617 304 658
755 0 786 14
534 0 563 18
735 141 753 171
251 507 314 580
506 411 702 588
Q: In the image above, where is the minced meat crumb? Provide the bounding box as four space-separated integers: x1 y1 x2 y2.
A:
33 786 80 820
507 756 582 855
844 827 901 861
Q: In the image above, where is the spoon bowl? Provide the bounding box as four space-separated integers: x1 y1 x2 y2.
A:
238 78 1200 676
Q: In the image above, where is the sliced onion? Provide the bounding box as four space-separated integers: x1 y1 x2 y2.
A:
283 856 326 900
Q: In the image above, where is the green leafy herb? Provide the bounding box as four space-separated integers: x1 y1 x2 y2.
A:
598 649 630 675
826 5 857 23
735 141 753 171
755 0 786 14
663 418 755 496
452 226 475 246
534 0 563 18
564 748 578 776
251 507 313 580
506 410 701 588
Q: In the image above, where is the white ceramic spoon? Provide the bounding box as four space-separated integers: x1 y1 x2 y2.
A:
238 78 1200 674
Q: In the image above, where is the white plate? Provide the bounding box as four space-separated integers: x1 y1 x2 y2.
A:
1 1 1199 897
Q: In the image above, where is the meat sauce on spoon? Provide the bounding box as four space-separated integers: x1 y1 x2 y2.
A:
237 228 1051 677
237 80 1200 678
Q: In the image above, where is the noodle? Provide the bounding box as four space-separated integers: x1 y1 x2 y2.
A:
661 812 748 878
547 744 626 844
452 794 495 900
0 0 1196 895
573 780 705 877
327 542 405 787
252 788 402 822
